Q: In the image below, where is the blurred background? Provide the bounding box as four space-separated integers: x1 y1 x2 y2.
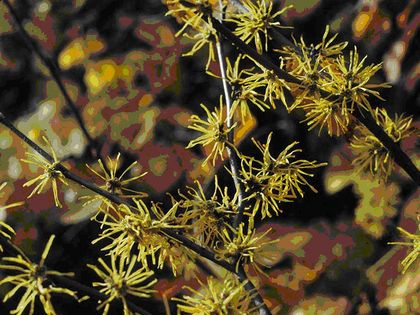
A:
0 0 418 314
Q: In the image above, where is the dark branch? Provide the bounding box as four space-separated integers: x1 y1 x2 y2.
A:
2 0 100 159
237 265 272 315
211 17 300 85
353 111 420 185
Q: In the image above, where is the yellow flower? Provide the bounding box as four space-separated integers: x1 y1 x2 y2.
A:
297 98 352 137
243 67 291 110
174 275 257 314
252 133 327 199
310 26 348 58
0 221 15 253
280 42 331 113
294 26 347 62
227 0 292 54
280 26 347 77
215 223 276 272
389 216 420 274
225 55 268 122
287 52 330 109
86 153 147 198
350 108 414 181
177 176 236 246
166 0 221 69
83 153 147 222
0 235 77 315
88 253 157 315
238 156 284 220
187 99 237 165
166 0 216 36
21 136 67 208
328 47 390 113
182 23 218 70
237 133 326 219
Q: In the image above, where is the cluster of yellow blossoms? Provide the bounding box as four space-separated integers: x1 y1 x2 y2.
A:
0 0 417 314
164 0 417 311
168 0 415 182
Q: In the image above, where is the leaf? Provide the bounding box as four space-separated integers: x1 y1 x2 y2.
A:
353 177 399 239
58 36 105 70
325 144 400 238
290 295 350 315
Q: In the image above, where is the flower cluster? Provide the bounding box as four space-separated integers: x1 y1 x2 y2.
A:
350 108 414 181
281 28 389 137
0 0 417 313
92 198 191 276
215 223 276 272
238 133 326 219
328 47 388 113
176 177 237 246
226 0 292 54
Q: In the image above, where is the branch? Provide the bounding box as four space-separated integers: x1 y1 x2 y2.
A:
210 17 300 85
214 32 246 230
2 0 100 159
237 265 271 315
353 111 420 185
0 111 271 314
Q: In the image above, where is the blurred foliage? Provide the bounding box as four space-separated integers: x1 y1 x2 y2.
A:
0 0 418 314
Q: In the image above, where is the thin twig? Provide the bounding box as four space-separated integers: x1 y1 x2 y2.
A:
0 111 270 313
209 16 420 186
2 0 100 159
214 29 246 229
